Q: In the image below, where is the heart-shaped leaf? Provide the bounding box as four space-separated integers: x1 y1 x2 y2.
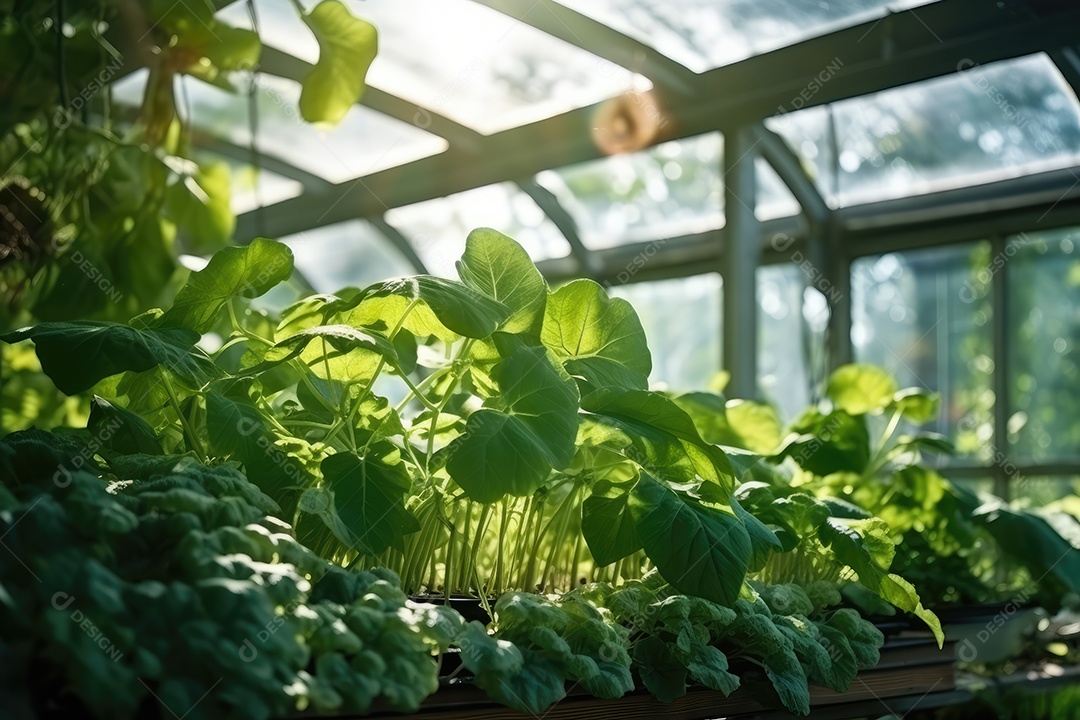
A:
299 1 377 124
1 322 213 394
158 237 293 333
320 447 420 556
629 473 751 606
542 280 651 392
447 346 578 503
456 227 547 336
826 364 898 416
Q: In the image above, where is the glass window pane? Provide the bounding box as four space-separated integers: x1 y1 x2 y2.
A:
756 264 812 423
1013 477 1080 508
946 476 996 497
280 220 416 294
384 183 571 278
851 242 994 462
609 274 722 391
765 106 837 205
756 158 800 221
536 132 723 249
554 0 933 72
220 0 645 135
768 54 1080 206
1006 227 1080 463
173 75 447 184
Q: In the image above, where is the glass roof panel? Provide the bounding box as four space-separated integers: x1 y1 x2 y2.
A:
280 220 417 294
767 53 1080 206
610 274 723 390
115 71 447 183
177 75 447 184
219 0 644 135
384 182 571 277
536 132 723 249
194 152 305 215
553 0 932 73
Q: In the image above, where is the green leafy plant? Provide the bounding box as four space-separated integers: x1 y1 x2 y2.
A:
0 428 466 719
2 229 768 608
683 363 1080 618
0 0 378 430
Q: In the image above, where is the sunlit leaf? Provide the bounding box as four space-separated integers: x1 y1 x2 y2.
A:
299 1 377 124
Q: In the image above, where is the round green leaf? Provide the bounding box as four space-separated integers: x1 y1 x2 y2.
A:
826 364 899 415
299 1 377 124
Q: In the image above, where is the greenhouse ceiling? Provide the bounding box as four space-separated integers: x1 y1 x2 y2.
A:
109 0 1080 285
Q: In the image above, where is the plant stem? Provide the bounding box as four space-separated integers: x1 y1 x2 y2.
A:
160 370 205 460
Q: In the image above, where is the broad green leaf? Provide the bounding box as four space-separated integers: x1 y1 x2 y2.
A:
633 635 688 702
299 1 378 124
675 394 782 454
158 238 293 333
456 227 547 336
725 400 783 454
890 387 939 424
779 408 870 475
683 642 739 695
337 276 510 340
0 322 212 394
205 391 267 459
673 392 740 446
762 648 811 716
177 20 261 77
732 496 782 572
473 646 566 714
447 346 579 503
259 324 398 381
583 388 736 497
88 396 162 455
564 357 649 393
973 501 1080 596
458 621 523 676
320 447 420 555
204 392 301 504
818 517 943 645
629 473 751 606
542 279 651 391
826 364 898 415
581 480 642 566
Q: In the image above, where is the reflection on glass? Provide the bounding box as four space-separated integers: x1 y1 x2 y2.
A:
851 242 994 461
757 264 822 420
609 274 722 391
536 133 723 249
767 54 1080 206
385 183 570 278
220 0 643 134
554 0 931 72
279 220 416 294
1006 227 1080 463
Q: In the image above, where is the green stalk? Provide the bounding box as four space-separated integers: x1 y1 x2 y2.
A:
507 496 535 588
492 498 511 593
467 504 493 594
160 369 205 460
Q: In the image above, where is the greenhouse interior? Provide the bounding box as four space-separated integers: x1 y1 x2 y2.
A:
3 0 1080 718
